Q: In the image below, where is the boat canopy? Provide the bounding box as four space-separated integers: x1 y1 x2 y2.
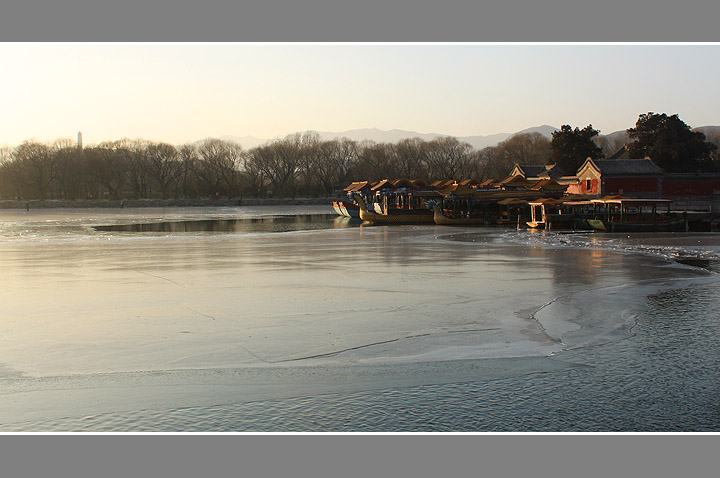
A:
497 197 528 205
370 179 395 191
343 181 374 192
391 178 421 190
478 178 500 189
499 175 533 189
437 184 477 197
430 179 456 190
527 197 560 205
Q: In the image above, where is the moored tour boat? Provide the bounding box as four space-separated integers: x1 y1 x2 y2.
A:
428 201 488 226
588 197 685 232
351 193 434 224
526 198 576 230
495 197 529 226
331 199 360 218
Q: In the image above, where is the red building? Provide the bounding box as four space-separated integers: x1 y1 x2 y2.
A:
571 158 664 198
662 173 720 198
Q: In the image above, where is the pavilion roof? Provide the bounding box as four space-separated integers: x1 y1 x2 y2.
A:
343 181 373 192
370 179 395 191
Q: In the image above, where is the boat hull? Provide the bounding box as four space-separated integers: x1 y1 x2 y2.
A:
359 207 433 224
332 201 345 216
432 205 487 226
351 193 433 224
591 220 685 233
332 199 360 218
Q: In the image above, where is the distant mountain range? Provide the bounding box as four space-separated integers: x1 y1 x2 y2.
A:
214 124 720 150
216 125 558 150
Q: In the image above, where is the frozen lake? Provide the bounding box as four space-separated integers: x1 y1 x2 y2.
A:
1 206 719 431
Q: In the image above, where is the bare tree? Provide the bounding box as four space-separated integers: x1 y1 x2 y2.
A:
425 137 474 180
195 138 243 198
393 138 429 180
219 141 244 198
479 132 552 179
242 149 267 197
464 149 489 181
0 146 10 164
193 139 225 196
247 135 305 197
52 139 85 200
146 142 181 199
0 146 24 199
498 133 551 165
703 129 720 164
595 132 629 158
293 132 322 197
97 139 152 198
177 143 199 198
352 141 397 181
84 145 127 199
312 138 359 195
12 140 56 200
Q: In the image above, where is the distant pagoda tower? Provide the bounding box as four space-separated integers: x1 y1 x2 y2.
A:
77 131 83 149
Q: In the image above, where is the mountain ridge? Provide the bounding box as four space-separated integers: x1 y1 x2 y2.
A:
216 125 559 150
214 124 719 150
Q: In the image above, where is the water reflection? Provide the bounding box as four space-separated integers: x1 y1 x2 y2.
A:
94 214 358 234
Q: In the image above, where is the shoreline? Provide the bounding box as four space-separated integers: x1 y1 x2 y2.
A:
0 197 335 209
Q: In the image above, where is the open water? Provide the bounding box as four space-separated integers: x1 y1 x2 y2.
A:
0 206 718 432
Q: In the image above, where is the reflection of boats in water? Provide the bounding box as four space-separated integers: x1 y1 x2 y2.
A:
332 199 360 218
351 193 434 224
332 216 364 228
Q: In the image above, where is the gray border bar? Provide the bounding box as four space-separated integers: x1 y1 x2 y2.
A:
2 1 720 41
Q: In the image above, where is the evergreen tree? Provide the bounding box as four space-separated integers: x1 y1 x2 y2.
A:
550 125 604 174
627 113 718 172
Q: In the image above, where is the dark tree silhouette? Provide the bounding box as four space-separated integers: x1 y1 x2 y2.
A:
550 125 604 174
627 113 718 172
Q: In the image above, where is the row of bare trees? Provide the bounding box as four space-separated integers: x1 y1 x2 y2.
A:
0 138 245 201
245 132 489 197
0 131 586 201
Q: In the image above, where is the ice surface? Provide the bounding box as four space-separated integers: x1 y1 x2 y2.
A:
0 206 717 429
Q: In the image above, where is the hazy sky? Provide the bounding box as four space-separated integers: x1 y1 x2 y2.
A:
2 43 719 147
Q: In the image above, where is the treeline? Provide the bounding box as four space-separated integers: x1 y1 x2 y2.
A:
2 113 718 201
0 131 554 201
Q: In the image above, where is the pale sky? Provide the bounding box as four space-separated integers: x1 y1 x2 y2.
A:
1 43 719 147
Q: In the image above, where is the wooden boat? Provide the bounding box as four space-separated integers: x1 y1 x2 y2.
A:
496 197 528 226
351 193 434 224
429 201 488 226
429 184 488 225
331 199 360 218
526 198 576 229
588 197 684 232
526 196 597 230
332 201 345 216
